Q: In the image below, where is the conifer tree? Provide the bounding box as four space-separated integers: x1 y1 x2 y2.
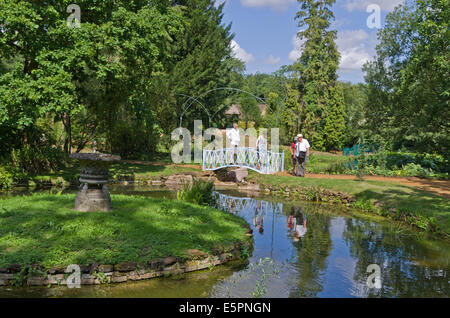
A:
294 0 346 151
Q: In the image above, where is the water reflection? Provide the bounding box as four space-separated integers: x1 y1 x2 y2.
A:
213 192 449 298
0 189 448 298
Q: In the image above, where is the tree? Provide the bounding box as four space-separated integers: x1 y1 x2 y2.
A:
294 0 346 151
239 93 261 130
341 82 368 147
168 0 236 130
364 0 449 155
0 0 241 170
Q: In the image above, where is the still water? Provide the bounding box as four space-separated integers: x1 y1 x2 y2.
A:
0 186 449 298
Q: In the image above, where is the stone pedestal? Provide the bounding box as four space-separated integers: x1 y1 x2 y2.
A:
69 153 121 212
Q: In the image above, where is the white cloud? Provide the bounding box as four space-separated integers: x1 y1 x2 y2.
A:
231 40 255 64
289 29 377 75
263 55 281 65
288 34 305 61
345 0 404 12
241 0 296 11
337 29 375 72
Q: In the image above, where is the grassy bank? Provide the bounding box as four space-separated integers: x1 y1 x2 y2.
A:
248 172 450 239
0 194 248 269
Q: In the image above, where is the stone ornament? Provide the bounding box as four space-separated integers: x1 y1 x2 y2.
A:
69 153 121 212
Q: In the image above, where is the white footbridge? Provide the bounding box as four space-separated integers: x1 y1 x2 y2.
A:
202 147 285 174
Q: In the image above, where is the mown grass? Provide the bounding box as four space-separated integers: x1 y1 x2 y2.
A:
0 194 248 269
249 172 450 238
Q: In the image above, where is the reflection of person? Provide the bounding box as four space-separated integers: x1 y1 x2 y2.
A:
253 201 265 234
288 206 307 241
256 130 268 170
295 134 310 177
226 123 240 163
228 198 237 214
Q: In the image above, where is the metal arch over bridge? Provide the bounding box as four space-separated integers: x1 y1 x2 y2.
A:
202 147 285 174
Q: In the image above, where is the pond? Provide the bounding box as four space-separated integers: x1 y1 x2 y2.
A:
0 186 449 298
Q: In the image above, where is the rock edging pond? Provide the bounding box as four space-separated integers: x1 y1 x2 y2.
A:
0 240 253 287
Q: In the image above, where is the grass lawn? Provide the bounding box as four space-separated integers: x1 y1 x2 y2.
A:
248 172 450 239
0 194 248 269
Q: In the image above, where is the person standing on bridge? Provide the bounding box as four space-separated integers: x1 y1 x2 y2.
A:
256 130 268 170
226 123 240 164
295 134 310 177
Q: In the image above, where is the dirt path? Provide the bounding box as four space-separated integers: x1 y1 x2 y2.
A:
279 171 450 198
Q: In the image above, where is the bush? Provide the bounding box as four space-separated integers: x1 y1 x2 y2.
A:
400 163 431 178
324 162 348 174
0 166 14 189
367 152 449 174
10 146 66 175
177 179 215 206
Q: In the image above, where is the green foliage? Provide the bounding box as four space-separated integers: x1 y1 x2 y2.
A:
363 0 449 155
0 0 240 168
177 179 215 206
341 82 368 147
239 93 261 129
364 151 449 178
0 165 14 189
353 136 369 181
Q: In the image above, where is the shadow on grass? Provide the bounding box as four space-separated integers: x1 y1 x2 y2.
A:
357 186 450 235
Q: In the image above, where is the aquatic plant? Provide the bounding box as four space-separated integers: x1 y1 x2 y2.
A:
177 179 215 206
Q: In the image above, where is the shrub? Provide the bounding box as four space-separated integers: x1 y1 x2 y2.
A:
0 165 14 189
324 162 348 174
10 146 66 175
177 179 215 206
400 163 431 178
367 152 449 174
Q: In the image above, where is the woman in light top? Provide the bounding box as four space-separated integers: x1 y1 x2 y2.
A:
256 130 268 170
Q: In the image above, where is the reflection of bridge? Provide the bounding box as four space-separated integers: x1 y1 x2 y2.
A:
203 147 284 174
214 192 283 216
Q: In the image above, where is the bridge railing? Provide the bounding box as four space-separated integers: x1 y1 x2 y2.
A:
202 147 284 174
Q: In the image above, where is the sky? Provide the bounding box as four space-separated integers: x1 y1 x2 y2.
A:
216 0 404 83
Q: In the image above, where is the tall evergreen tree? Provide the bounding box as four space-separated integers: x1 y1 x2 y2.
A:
168 0 235 130
294 0 346 151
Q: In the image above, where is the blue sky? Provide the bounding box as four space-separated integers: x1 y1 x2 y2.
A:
216 0 404 83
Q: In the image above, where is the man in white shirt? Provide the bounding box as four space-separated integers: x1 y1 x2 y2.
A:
290 207 307 242
226 123 240 163
295 134 310 177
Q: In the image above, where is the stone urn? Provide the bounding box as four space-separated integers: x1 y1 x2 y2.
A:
69 153 121 212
